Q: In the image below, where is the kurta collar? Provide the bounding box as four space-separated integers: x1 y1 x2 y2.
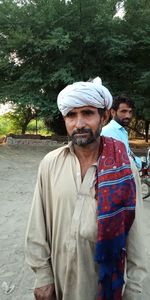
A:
64 141 98 166
110 119 128 134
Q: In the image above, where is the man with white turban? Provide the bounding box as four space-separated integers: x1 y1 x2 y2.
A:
25 78 147 300
57 77 112 116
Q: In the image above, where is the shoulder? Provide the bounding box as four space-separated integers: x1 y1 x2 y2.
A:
101 120 119 135
101 120 113 132
44 144 68 159
103 136 126 149
101 121 123 141
39 144 69 170
102 137 128 162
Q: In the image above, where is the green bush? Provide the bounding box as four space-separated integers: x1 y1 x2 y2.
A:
0 114 53 137
27 119 53 135
0 115 16 137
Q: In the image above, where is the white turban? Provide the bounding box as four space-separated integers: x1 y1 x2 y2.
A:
57 77 113 116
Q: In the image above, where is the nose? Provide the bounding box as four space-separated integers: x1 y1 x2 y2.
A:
125 111 132 119
75 116 85 129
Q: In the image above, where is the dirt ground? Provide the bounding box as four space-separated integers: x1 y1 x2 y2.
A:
0 143 150 300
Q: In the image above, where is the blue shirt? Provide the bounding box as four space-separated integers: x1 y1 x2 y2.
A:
101 120 142 170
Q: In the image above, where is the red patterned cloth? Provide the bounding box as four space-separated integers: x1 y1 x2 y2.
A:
95 137 136 300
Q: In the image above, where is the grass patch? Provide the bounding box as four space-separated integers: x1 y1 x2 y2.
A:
0 115 53 137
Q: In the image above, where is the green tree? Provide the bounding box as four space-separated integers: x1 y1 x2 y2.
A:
0 0 149 137
103 0 150 140
7 104 37 134
0 0 118 133
124 0 150 141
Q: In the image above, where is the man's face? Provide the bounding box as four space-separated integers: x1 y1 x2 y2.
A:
111 103 133 127
64 106 106 146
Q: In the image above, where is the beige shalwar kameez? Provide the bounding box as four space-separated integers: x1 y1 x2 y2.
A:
25 143 147 300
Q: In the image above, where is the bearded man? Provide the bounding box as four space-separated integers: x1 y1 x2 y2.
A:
25 78 147 300
101 95 142 170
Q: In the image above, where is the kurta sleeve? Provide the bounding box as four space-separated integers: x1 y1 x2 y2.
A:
25 159 54 288
123 159 148 300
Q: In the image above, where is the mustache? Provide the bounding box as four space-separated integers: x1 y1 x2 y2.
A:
71 128 92 136
123 118 130 122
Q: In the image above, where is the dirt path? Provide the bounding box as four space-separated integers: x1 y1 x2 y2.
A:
0 144 150 300
0 144 57 300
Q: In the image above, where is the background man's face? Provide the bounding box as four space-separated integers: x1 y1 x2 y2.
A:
111 103 133 127
64 106 105 146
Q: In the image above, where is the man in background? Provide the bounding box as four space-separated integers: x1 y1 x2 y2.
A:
101 95 142 169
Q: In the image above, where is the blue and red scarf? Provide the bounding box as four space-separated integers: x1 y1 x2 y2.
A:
95 137 136 300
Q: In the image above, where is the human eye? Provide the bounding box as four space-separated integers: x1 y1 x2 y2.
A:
84 109 95 116
66 111 76 118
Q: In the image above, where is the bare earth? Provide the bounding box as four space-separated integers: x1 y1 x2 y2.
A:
0 143 150 300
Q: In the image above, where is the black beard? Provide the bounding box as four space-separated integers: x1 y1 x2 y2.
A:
114 116 131 127
68 128 100 146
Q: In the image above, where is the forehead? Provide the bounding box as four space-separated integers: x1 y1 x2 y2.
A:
70 106 98 113
118 103 133 111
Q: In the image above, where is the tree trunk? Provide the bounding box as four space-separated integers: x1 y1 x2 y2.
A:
21 122 29 134
21 110 37 134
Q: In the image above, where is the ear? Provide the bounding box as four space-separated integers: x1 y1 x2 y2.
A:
110 108 116 118
102 109 110 126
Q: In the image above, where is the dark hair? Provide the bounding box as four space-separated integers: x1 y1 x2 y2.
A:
112 95 135 111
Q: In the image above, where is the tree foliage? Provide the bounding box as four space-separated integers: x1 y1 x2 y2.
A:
0 0 149 137
6 104 37 134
